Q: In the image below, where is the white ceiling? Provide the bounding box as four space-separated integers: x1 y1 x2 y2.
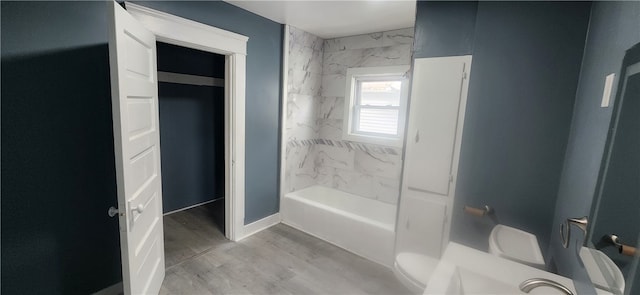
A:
225 1 416 39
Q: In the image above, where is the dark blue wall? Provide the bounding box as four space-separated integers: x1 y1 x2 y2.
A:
132 1 283 224
413 1 477 58
158 83 225 213
448 2 591 255
157 43 226 213
548 2 640 292
1 2 120 294
1 1 282 293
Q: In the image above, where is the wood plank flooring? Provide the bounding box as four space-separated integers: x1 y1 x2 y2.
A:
161 204 410 294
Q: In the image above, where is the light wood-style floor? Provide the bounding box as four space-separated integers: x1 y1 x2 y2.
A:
160 203 410 294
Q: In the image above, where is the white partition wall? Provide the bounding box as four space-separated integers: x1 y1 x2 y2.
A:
395 55 472 263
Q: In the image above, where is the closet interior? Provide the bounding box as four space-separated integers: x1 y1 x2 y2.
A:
156 42 227 266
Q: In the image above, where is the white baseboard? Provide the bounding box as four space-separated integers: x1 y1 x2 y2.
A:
92 282 123 295
163 198 220 216
238 213 281 241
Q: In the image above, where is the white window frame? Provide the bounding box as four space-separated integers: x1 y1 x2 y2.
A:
343 66 410 147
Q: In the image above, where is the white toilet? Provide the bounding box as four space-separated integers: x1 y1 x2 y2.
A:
393 252 440 293
580 246 625 294
393 193 450 293
488 224 545 269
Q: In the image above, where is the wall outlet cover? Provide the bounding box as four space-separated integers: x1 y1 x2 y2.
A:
601 73 615 108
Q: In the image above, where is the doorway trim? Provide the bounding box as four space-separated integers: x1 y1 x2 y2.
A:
125 2 247 241
278 25 289 214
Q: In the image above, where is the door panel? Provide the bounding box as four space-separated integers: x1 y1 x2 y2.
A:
127 99 154 136
406 58 466 196
395 190 447 257
108 1 164 294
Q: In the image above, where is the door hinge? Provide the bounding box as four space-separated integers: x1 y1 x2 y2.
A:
462 72 468 79
449 174 454 182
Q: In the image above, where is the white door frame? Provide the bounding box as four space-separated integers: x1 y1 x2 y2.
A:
125 2 247 241
278 25 289 211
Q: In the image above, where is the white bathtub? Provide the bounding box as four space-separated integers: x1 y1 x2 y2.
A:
282 185 396 267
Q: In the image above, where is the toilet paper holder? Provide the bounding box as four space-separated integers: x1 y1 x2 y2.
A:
463 205 494 217
605 234 637 257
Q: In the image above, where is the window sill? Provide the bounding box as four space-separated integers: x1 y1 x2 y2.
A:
343 132 403 148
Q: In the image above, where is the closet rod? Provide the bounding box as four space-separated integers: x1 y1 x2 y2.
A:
158 71 224 87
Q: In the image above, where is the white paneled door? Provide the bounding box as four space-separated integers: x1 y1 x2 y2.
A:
107 2 165 294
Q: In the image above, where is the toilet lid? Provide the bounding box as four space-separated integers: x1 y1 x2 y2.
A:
395 252 440 286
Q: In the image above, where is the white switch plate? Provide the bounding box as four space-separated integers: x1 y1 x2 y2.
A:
601 73 615 107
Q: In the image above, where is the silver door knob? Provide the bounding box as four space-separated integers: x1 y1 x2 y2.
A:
131 204 144 214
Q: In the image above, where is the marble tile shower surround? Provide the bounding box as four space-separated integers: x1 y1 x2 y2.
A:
285 27 414 205
285 27 324 195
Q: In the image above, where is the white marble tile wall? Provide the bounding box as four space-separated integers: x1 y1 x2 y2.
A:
285 144 318 192
285 26 324 193
312 143 404 204
323 28 414 53
315 28 414 205
284 26 414 205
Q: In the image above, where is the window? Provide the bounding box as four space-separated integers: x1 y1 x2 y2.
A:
343 66 410 147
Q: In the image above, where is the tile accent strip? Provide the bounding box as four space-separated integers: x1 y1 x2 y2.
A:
287 139 400 156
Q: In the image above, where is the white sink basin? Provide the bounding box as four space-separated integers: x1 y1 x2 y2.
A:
425 261 522 294
424 243 577 295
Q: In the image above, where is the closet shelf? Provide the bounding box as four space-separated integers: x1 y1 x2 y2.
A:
158 71 224 87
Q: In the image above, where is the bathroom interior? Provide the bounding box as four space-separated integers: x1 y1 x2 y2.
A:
1 1 639 294
280 1 639 294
